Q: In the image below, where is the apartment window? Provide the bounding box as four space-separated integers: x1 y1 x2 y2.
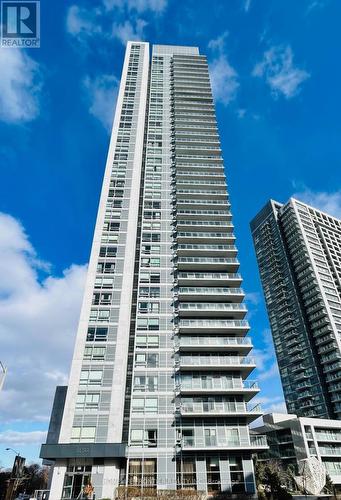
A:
135 353 158 368
94 277 114 289
137 318 159 330
76 392 100 410
139 272 160 284
134 375 158 392
132 398 158 414
138 302 160 314
130 429 157 447
142 245 160 254
139 287 160 298
71 426 96 443
83 346 106 360
99 246 117 258
86 327 108 342
89 309 110 322
80 370 103 385
142 233 161 242
206 457 220 493
136 335 159 348
141 257 160 267
128 459 156 487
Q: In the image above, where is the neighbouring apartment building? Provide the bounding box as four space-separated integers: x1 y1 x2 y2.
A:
253 413 341 491
41 42 267 499
251 198 341 419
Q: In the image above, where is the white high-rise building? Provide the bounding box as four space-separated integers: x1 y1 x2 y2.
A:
41 42 266 499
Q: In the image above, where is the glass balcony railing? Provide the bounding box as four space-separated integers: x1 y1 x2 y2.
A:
178 379 258 392
179 400 262 415
178 303 247 313
178 286 244 296
180 433 267 449
177 335 250 348
178 355 255 367
178 319 250 331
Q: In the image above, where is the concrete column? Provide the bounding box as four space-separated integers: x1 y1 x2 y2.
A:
219 458 231 494
101 461 121 499
195 457 207 494
157 455 176 490
49 462 67 500
242 458 256 495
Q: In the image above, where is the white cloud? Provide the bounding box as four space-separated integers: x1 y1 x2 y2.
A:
259 361 280 381
0 213 87 424
209 55 239 106
0 49 42 124
83 74 119 131
252 45 310 99
66 5 101 38
244 0 252 12
103 0 167 13
0 430 47 446
292 188 341 219
237 108 246 118
112 19 147 44
208 31 229 52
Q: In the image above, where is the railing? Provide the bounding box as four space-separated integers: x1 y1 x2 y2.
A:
250 435 268 447
179 319 249 329
177 257 239 265
179 401 262 415
178 303 246 313
178 272 241 279
178 286 244 295
180 436 265 448
178 355 256 367
178 379 259 392
177 232 235 238
178 336 250 348
177 244 236 251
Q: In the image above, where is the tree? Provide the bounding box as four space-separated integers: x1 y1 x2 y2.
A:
255 460 292 500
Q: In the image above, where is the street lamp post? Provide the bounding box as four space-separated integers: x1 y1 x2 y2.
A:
5 447 24 500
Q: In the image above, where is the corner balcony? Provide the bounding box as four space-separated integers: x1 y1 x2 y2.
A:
177 380 260 401
177 355 256 375
179 434 268 452
177 302 247 319
178 286 245 302
176 256 239 272
178 400 262 421
177 232 235 244
178 319 250 334
176 335 251 353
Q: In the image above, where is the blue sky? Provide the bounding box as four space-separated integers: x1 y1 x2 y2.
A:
1 0 341 469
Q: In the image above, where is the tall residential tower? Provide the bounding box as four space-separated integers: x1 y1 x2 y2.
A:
41 42 266 499
251 198 341 419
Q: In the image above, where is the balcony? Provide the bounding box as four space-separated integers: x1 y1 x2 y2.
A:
177 302 246 318
179 434 268 452
178 400 262 421
176 199 229 210
178 355 256 375
177 379 259 400
178 319 250 334
177 272 242 287
177 334 251 350
176 256 239 272
177 232 235 244
176 209 231 220
176 220 233 231
176 244 237 257
178 286 245 302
